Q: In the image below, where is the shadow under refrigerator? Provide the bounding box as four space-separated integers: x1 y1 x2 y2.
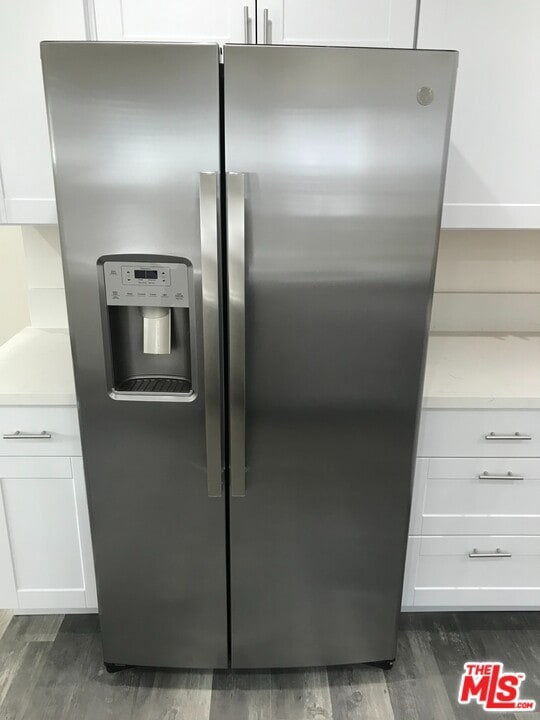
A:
42 42 457 670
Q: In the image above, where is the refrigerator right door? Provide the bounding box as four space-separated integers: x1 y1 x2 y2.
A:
225 45 457 668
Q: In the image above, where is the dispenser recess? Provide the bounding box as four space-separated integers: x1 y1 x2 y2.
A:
101 257 193 398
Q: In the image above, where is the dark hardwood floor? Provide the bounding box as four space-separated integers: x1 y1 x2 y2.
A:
0 611 538 719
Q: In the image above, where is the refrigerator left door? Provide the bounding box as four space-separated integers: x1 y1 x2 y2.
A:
42 43 228 669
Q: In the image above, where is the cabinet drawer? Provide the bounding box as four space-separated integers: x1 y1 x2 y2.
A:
0 457 72 479
0 407 81 457
422 458 540 535
414 535 540 608
418 409 540 457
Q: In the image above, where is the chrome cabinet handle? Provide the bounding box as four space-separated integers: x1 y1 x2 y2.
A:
243 6 250 44
479 471 524 481
227 172 246 497
469 548 512 559
3 430 52 439
485 432 532 440
263 8 269 44
199 172 223 498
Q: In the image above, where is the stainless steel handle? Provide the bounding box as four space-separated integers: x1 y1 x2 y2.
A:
2 430 52 439
199 172 223 498
243 5 249 43
227 172 246 497
485 432 532 441
479 471 524 481
469 548 512 559
263 8 269 44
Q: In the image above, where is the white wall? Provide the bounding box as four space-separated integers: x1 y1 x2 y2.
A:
0 227 30 345
4 225 540 340
431 229 540 332
21 226 67 328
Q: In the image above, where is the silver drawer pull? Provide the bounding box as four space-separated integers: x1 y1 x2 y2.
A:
2 430 52 440
469 547 512 559
485 432 532 441
479 471 524 481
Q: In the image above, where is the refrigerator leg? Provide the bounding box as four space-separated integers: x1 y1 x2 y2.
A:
104 662 134 674
367 659 395 671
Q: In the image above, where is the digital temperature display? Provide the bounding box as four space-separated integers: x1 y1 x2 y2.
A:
134 269 158 280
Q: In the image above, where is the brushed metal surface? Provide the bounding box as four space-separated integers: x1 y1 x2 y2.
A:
42 42 228 668
2 431 52 440
469 549 512 558
226 173 246 498
243 6 250 44
199 172 224 498
479 472 524 481
224 44 457 668
262 9 269 44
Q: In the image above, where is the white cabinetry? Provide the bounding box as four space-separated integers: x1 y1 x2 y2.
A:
404 408 540 609
0 407 97 613
259 0 416 47
418 0 540 228
93 0 256 43
1 0 418 224
94 0 416 47
0 0 86 224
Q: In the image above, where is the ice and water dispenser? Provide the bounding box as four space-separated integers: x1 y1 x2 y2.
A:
101 256 193 397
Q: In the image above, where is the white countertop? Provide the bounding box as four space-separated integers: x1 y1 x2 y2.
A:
0 328 539 409
423 333 540 409
0 327 76 405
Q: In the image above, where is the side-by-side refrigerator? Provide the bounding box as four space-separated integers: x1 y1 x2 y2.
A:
42 42 457 670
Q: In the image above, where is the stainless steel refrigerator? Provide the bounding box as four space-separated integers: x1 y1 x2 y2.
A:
42 42 457 671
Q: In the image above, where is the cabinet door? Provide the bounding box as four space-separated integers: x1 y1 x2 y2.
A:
0 456 97 612
419 0 540 228
258 0 417 47
94 0 256 44
0 0 85 224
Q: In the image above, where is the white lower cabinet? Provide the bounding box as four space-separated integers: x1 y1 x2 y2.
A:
404 408 540 610
0 406 81 457
407 535 540 608
2 405 538 613
415 457 540 535
417 408 540 458
0 408 97 614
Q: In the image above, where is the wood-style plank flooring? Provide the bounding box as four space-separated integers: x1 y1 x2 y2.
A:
0 611 538 719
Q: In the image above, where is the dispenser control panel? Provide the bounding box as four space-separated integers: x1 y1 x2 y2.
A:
103 261 189 308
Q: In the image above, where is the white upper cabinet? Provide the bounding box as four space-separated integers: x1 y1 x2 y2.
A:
6 0 539 229
258 0 417 47
418 0 540 228
94 0 256 44
0 0 86 224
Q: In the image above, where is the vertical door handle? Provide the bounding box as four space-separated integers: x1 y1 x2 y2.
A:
199 172 223 498
263 8 269 44
227 173 246 497
243 6 250 44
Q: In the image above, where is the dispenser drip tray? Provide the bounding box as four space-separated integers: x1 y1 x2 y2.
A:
117 376 191 394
